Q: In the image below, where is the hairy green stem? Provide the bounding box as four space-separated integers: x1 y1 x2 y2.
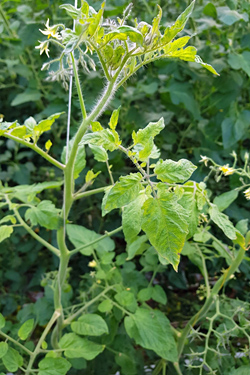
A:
177 246 246 358
26 310 61 375
70 52 87 119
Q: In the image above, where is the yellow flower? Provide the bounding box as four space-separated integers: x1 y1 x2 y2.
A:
35 41 50 57
39 19 61 40
88 260 97 268
220 164 234 176
243 188 250 200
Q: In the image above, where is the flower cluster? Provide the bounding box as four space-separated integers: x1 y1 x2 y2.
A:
35 19 61 57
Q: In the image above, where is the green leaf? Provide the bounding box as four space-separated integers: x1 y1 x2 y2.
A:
66 224 115 256
104 26 143 46
2 347 23 372
61 137 86 179
85 169 101 183
124 308 178 362
0 226 13 243
161 0 195 45
11 89 41 106
141 191 189 270
71 314 109 336
137 288 153 302
209 204 237 240
229 366 250 375
10 180 63 203
228 52 250 77
89 144 108 162
214 190 238 212
122 191 148 244
203 3 217 18
98 300 113 313
115 352 137 375
18 318 34 340
38 357 71 375
102 173 143 215
60 4 80 19
178 191 199 238
0 313 5 329
59 333 104 360
25 200 61 230
152 285 167 305
132 118 164 161
81 129 120 152
166 81 200 118
109 107 120 130
154 158 197 183
0 342 8 358
115 291 137 313
33 112 64 137
126 235 148 260
217 6 249 25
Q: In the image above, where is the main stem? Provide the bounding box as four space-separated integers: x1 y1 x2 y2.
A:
52 77 117 348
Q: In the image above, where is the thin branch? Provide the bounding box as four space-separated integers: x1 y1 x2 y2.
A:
12 205 60 257
69 226 123 257
74 186 109 201
3 133 65 170
0 330 33 355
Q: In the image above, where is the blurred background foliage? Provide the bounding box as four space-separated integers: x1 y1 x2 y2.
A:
1 0 250 371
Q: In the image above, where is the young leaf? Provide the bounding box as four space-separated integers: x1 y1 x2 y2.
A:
38 357 71 375
81 129 120 151
0 342 8 358
89 144 108 162
98 300 113 313
59 4 81 19
59 333 104 360
33 112 65 138
2 347 23 372
109 107 120 130
209 204 237 240
85 170 101 183
161 0 195 45
141 191 189 270
0 226 13 243
71 314 109 336
124 308 178 362
154 159 197 183
122 191 148 244
45 139 52 152
25 200 61 230
132 118 165 161
102 173 143 215
18 319 34 340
